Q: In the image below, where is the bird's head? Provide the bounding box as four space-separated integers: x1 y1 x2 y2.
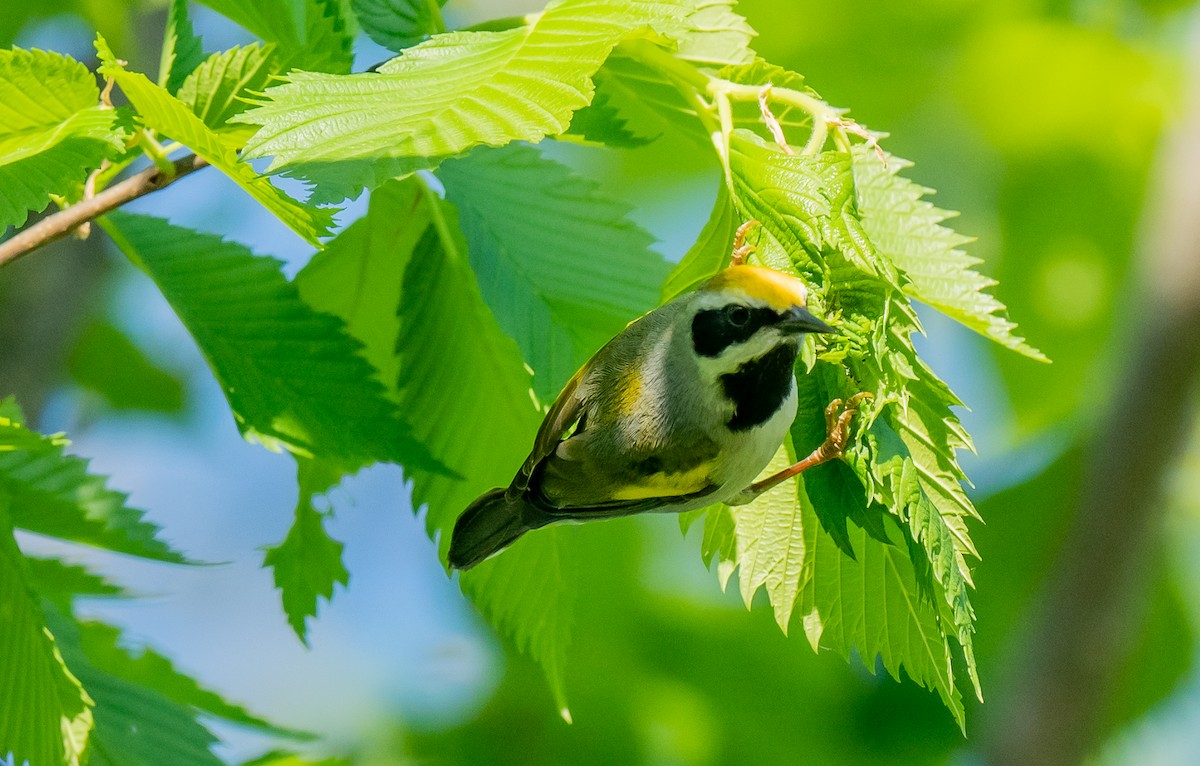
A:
688 265 835 369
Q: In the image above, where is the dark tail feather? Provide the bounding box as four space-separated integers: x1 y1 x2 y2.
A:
448 488 547 570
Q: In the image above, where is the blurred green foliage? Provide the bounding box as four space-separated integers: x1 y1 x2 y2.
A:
3 0 1200 764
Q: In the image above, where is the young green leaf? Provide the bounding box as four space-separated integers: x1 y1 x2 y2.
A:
96 37 333 246
853 148 1047 361
101 212 440 473
394 208 576 709
239 0 753 177
727 446 808 632
0 504 94 766
0 48 123 229
0 47 112 153
177 44 280 141
352 0 447 52
438 143 669 401
158 0 205 94
0 405 191 563
262 458 350 644
726 131 832 269
0 137 121 231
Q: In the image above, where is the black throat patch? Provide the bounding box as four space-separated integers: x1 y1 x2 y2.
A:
721 343 798 431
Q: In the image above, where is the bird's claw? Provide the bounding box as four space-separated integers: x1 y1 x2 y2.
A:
820 392 872 460
730 220 760 266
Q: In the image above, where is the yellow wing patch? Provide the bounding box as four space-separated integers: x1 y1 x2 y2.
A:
616 367 642 417
704 265 808 311
608 460 716 501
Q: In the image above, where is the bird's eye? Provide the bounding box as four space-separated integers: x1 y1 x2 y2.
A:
726 305 751 327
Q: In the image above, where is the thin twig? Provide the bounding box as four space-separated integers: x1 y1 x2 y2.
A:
0 154 208 268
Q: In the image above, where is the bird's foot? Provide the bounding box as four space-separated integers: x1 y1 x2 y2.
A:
730 219 760 266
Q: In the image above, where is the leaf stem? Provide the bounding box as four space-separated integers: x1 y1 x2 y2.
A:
0 154 208 269
138 130 176 176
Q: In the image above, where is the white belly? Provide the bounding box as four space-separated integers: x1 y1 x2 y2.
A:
713 383 798 498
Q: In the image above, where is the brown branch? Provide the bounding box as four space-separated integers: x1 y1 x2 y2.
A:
0 154 209 268
981 30 1200 766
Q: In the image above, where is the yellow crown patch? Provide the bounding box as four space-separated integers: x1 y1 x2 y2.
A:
703 265 809 310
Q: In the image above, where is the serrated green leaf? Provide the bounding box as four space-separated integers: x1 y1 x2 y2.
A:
670 0 756 66
296 0 354 75
262 458 350 643
701 504 737 589
43 608 223 766
177 44 280 141
0 136 119 231
25 557 127 610
0 410 191 563
239 0 752 175
77 614 304 737
438 143 668 401
0 47 106 147
283 156 436 206
101 212 440 472
394 206 575 709
96 36 333 246
0 48 123 229
394 211 538 541
718 127 997 723
798 509 966 730
0 106 118 167
561 81 654 149
67 320 185 414
853 148 1047 361
294 178 433 396
727 446 807 632
351 0 447 51
196 0 305 49
792 362 891 558
0 502 94 766
727 130 831 270
195 0 349 73
582 48 703 148
242 750 351 766
661 182 739 302
460 529 577 716
159 0 206 94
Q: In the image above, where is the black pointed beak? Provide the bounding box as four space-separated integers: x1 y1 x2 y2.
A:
779 306 836 335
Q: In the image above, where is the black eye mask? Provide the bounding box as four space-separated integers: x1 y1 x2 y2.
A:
691 304 784 358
